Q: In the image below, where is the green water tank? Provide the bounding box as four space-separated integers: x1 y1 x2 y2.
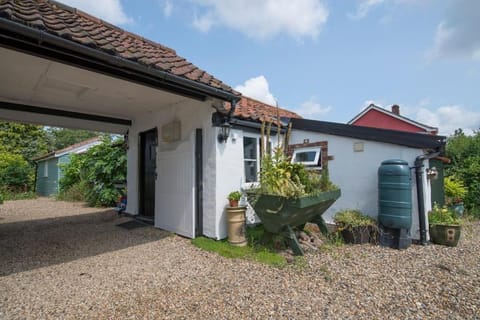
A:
378 159 412 229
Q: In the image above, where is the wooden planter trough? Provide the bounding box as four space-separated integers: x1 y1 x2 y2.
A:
252 189 341 255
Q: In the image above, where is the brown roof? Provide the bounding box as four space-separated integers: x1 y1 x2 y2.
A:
33 136 101 161
0 0 237 96
223 96 302 123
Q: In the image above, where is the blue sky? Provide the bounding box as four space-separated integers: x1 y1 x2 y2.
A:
60 0 480 136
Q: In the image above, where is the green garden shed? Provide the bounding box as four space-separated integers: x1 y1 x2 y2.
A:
35 137 100 196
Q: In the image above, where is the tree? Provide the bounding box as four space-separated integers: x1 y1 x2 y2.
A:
45 127 98 150
0 121 51 161
446 128 480 215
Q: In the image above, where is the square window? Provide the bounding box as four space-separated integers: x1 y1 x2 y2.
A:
291 147 321 167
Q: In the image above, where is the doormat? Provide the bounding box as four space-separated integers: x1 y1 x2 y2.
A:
116 220 148 230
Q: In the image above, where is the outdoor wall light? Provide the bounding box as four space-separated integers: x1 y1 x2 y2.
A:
218 120 231 143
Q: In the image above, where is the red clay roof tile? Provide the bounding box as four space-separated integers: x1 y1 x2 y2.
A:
225 96 302 123
0 0 237 96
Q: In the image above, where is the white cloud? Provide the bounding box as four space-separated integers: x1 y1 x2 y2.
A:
234 76 277 105
415 105 480 136
348 0 385 20
294 98 332 119
163 0 173 18
191 0 329 39
58 0 132 25
427 0 480 60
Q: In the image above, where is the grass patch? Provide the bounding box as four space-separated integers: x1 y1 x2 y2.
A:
191 225 288 268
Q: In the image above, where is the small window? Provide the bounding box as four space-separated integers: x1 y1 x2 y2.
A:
291 147 321 167
243 137 258 183
43 162 48 177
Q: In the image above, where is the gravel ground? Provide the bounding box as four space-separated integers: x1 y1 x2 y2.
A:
1 198 479 319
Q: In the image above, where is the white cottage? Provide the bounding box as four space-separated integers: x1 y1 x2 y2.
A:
0 0 303 240
288 118 446 242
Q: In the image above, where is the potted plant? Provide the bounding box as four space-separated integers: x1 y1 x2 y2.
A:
227 191 242 207
334 209 377 244
444 176 467 216
428 203 462 247
226 190 247 246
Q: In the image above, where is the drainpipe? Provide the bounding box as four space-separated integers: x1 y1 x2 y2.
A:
414 151 440 245
227 99 238 121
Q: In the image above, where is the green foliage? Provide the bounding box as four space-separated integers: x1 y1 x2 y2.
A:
45 127 98 150
0 121 50 161
429 203 461 225
56 181 88 202
259 148 337 198
0 188 36 201
0 152 34 191
59 137 126 207
334 209 376 231
444 176 467 204
446 129 480 212
227 191 242 201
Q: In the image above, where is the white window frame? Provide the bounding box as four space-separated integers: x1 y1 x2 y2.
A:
43 162 48 177
243 134 260 186
291 146 322 167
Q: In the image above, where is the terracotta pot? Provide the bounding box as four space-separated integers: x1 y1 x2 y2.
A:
229 199 239 207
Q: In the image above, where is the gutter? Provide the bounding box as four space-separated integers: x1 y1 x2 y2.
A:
0 18 241 104
414 151 440 245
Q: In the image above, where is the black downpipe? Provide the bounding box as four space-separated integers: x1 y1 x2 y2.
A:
414 152 440 245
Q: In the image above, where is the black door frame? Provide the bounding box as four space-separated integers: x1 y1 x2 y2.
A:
195 128 203 236
138 127 157 221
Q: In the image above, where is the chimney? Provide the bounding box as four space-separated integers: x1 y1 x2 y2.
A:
391 104 400 115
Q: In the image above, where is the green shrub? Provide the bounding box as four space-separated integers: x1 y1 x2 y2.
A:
444 176 467 205
334 209 376 230
59 138 126 207
57 181 87 202
0 152 34 191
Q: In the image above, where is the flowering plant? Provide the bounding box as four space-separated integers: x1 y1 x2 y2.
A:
429 203 461 226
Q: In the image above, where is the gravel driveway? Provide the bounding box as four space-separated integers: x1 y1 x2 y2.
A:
1 198 479 319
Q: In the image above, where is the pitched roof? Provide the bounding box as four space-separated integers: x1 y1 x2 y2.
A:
34 136 101 161
291 118 446 150
0 0 238 100
224 96 302 123
348 104 438 133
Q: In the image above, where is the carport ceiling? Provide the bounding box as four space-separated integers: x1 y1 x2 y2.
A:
0 47 191 121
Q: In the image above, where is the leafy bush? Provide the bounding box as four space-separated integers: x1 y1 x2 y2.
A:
0 152 34 191
57 181 88 202
59 138 126 207
334 209 376 230
446 130 480 213
259 148 337 198
444 176 467 205
429 203 461 225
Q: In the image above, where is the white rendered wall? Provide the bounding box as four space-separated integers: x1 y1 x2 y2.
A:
126 99 216 238
290 130 432 240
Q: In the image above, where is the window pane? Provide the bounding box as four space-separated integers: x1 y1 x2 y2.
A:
244 160 257 182
243 137 257 160
295 151 317 162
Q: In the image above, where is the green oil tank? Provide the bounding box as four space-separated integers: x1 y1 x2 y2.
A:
378 159 412 229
